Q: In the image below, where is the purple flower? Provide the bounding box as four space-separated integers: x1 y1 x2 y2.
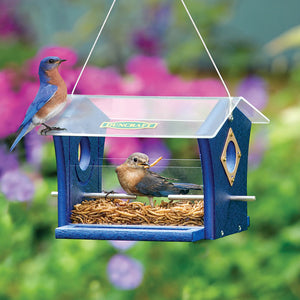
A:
107 254 143 290
0 0 23 38
0 169 35 202
24 130 44 170
248 128 269 170
109 240 137 251
132 3 172 55
236 75 269 110
0 146 19 176
132 30 161 56
141 138 171 172
0 70 20 138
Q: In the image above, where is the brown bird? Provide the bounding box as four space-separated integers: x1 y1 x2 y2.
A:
115 152 202 206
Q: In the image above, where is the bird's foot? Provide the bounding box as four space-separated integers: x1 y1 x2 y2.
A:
40 123 66 135
103 190 115 200
148 197 155 208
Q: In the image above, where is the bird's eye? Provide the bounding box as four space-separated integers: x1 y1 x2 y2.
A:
48 59 55 63
133 157 138 162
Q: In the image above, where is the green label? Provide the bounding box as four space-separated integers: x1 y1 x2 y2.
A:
100 121 158 130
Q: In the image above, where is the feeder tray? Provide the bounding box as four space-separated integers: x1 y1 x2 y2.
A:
70 198 204 226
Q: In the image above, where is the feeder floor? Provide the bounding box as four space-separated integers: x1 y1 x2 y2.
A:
71 198 204 226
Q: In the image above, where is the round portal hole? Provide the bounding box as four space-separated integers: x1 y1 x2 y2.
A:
226 141 236 173
78 137 91 171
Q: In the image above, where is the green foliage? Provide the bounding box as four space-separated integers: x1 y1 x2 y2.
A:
0 42 35 69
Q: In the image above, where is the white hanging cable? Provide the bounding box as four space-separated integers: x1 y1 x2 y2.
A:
180 0 232 101
71 0 117 95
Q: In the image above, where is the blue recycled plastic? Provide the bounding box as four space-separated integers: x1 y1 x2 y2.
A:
48 95 269 242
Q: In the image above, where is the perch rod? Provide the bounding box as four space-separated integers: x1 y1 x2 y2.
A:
229 196 256 201
82 193 137 199
168 195 256 201
168 195 204 201
51 192 255 201
51 191 137 200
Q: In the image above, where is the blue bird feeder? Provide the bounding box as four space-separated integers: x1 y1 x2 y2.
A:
47 95 269 242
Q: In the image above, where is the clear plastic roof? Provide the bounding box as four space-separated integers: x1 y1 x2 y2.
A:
46 95 269 139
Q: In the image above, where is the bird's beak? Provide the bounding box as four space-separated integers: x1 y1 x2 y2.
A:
140 162 150 169
57 59 67 64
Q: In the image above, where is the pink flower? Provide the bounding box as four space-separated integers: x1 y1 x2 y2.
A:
126 55 173 95
125 55 227 97
105 138 143 165
185 78 228 97
76 66 123 95
127 55 170 81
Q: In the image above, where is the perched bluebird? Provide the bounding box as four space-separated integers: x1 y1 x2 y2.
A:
116 152 202 206
10 56 67 151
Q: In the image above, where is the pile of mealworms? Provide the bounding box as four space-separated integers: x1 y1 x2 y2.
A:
70 198 204 226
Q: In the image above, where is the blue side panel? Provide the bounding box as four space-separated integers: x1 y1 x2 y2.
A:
54 136 69 227
55 225 205 242
197 139 215 240
198 108 251 239
53 136 105 226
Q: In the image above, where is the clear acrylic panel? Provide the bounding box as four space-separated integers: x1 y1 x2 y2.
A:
46 95 269 139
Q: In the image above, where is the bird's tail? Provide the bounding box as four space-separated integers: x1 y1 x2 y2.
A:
10 122 32 151
173 183 203 190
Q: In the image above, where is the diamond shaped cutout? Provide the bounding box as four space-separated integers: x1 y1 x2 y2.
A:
221 128 241 186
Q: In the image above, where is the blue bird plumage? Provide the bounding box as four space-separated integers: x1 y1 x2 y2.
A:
10 56 67 151
116 152 202 206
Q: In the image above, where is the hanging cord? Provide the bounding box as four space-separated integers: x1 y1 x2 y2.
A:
71 0 233 117
180 0 232 102
71 0 117 95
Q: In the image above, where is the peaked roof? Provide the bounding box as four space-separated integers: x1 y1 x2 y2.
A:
45 95 269 139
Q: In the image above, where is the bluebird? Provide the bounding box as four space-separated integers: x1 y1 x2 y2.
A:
116 152 202 207
10 56 67 151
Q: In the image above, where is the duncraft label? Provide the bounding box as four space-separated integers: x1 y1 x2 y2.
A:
100 121 158 130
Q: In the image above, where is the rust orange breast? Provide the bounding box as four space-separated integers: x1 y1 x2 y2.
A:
35 69 67 119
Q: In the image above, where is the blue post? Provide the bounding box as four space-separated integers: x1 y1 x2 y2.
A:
198 107 251 239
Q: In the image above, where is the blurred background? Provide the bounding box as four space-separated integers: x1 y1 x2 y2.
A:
0 0 300 299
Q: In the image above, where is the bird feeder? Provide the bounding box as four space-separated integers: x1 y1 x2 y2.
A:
48 95 269 242
46 0 269 242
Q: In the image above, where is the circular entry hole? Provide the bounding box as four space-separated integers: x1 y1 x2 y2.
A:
78 137 91 171
226 141 236 173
